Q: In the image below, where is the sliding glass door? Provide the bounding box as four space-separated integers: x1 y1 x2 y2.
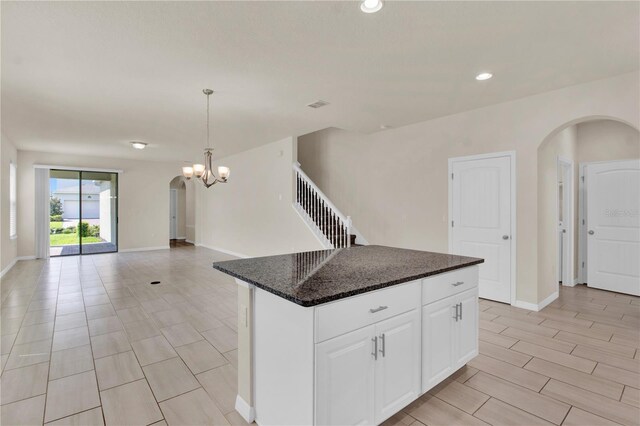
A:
49 169 118 256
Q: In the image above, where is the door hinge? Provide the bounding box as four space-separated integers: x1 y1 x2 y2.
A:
451 220 454 227
582 219 585 225
582 261 585 268
581 176 584 182
451 173 454 180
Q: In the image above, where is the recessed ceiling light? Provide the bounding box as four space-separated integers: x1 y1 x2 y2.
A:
361 0 383 13
475 72 493 81
130 141 147 150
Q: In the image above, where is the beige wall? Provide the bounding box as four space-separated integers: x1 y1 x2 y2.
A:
196 136 324 257
537 126 578 300
577 120 640 163
298 72 639 305
17 150 181 256
185 179 196 242
1 133 19 274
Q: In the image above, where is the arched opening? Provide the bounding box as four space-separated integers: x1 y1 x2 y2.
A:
169 175 195 248
537 117 640 299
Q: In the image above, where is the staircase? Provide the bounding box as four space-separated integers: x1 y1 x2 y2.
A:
293 163 360 249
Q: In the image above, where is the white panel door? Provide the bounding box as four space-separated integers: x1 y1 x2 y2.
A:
587 160 640 296
422 296 455 393
374 310 421 425
453 288 479 367
169 189 177 239
451 156 512 303
316 325 376 426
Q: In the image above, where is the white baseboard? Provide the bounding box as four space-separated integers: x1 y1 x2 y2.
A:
175 236 187 240
197 244 250 259
235 395 256 424
119 246 169 253
185 239 195 244
0 258 18 278
513 291 559 312
1 256 37 278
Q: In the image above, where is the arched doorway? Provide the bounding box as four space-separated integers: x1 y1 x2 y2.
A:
537 117 639 297
169 176 195 248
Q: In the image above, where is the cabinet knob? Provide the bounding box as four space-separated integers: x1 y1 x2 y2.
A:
588 230 595 235
502 235 510 240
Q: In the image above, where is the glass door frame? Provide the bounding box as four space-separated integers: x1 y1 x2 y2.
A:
50 169 119 256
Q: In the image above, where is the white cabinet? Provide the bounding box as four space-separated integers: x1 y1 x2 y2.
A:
374 310 421 424
316 325 376 426
422 297 456 391
422 287 478 393
316 309 421 426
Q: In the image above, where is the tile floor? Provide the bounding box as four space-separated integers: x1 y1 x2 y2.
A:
1 246 639 425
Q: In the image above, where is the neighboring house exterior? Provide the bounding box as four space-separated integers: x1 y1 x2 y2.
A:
52 183 102 219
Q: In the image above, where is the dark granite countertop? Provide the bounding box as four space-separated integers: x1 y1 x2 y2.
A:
212 245 483 307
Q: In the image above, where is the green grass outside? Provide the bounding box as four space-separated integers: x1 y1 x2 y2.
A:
50 221 63 230
50 234 102 246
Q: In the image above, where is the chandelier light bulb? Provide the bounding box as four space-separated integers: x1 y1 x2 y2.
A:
182 166 194 179
218 166 230 180
193 164 205 178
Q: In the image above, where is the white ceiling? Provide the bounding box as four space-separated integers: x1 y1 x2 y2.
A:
2 1 638 162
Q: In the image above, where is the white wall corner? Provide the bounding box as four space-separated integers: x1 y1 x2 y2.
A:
513 290 558 312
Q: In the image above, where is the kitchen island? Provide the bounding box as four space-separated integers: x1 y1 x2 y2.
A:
213 245 483 426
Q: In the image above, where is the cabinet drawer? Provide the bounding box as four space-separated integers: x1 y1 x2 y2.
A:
422 266 478 305
315 281 420 343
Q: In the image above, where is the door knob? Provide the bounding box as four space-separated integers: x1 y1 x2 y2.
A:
502 235 510 240
588 230 594 235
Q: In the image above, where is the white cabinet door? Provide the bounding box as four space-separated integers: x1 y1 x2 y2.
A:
422 297 456 393
587 160 640 296
453 288 478 367
374 310 421 424
316 325 376 425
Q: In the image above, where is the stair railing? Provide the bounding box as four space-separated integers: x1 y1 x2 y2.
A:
293 163 351 248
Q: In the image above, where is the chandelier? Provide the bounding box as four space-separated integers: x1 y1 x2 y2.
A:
182 89 230 188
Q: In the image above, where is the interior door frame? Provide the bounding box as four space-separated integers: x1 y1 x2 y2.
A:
578 159 637 285
557 156 574 288
170 188 178 240
448 151 517 305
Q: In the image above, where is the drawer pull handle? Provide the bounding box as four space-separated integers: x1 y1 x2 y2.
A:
371 336 378 360
369 305 388 313
459 302 463 320
379 333 386 357
453 304 459 321
451 281 464 287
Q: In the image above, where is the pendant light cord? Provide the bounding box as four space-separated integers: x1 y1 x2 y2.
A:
206 92 210 149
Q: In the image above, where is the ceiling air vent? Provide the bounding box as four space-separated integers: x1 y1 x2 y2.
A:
307 100 330 109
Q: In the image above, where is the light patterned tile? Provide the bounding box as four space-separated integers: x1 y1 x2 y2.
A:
143 357 200 402
131 335 177 366
161 322 203 347
91 330 131 359
46 407 104 425
0 362 49 405
44 371 101 422
0 394 46 426
176 340 228 374
160 388 229 426
95 350 144 390
100 379 163 426
49 345 94 380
